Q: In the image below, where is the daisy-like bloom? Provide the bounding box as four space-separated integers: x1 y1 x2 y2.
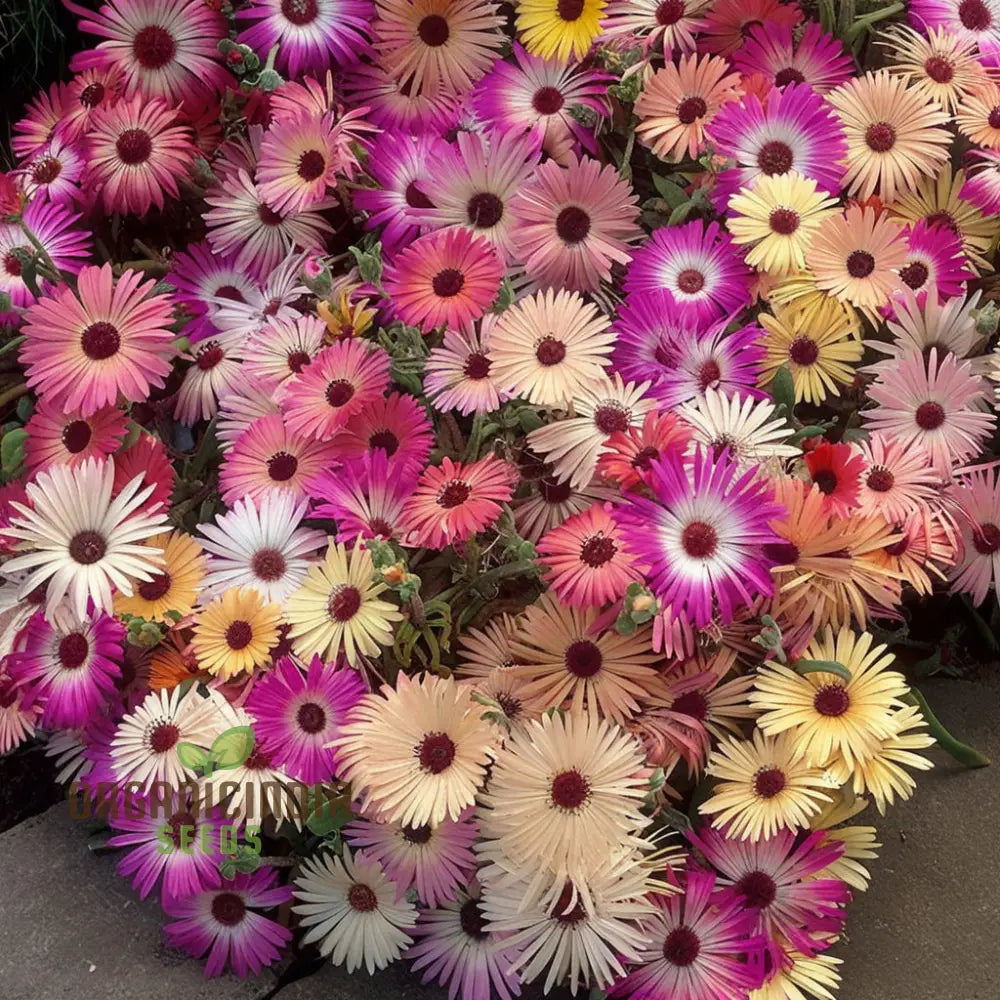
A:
285 537 403 666
24 401 125 474
732 21 853 94
827 71 951 203
510 592 658 722
864 349 995 477
509 155 640 294
112 435 175 513
242 315 326 392
402 455 516 550
897 220 973 300
164 870 292 978
22 134 87 205
854 434 942 523
607 868 762 1000
527 375 657 490
374 0 505 98
203 169 334 279
246 654 366 784
334 392 435 479
679 390 797 471
805 206 908 313
477 710 650 906
597 410 692 490
236 0 372 80
470 43 610 162
514 474 616 543
686 825 850 961
456 615 518 678
220 414 338 505
353 132 446 253
908 0 1000 56
294 847 417 974
873 507 957 598
383 228 505 333
623 220 752 324
956 82 1000 149
54 65 122 143
727 172 840 276
960 150 1000 214
66 0 229 104
11 81 70 161
634 53 742 161
110 685 230 790
407 882 524 1000
757 296 862 405
949 466 1000 604
0 677 42 755
805 442 865 516
881 24 987 114
886 165 995 271
168 242 257 344
216 380 282 452
335 673 496 828
701 729 836 841
113 530 205 620
536 505 641 609
3 459 167 621
0 200 90 310
12 610 123 729
707 83 848 209
514 0 607 61
198 494 324 605
174 330 245 426
613 448 782 627
107 788 227 902
345 811 478 908
279 340 391 442
752 950 844 1000
603 0 710 55
698 0 802 57
192 587 283 681
21 263 176 416
425 321 507 416
489 288 614 406
85 96 196 215
752 626 909 771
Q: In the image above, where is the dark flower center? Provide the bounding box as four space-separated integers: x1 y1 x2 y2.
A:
267 451 298 481
632 446 659 470
656 0 685 25
258 203 284 226
865 122 896 152
662 925 701 966
736 870 777 909
814 683 850 717
69 530 106 565
676 268 705 294
923 56 955 83
959 0 992 31
369 517 393 537
81 321 121 361
437 479 471 508
31 156 62 184
296 701 327 734
681 520 717 558
115 128 153 165
696 358 722 390
973 522 1000 554
579 533 616 567
369 429 400 456
564 639 602 678
287 350 311 373
769 208 800 235
676 96 708 124
61 420 92 454
924 210 958 233
845 250 876 278
757 140 794 176
244 745 274 770
541 478 573 503
866 467 895 492
280 0 319 26
432 268 465 298
915 400 945 430
989 106 1000 129
554 882 587 924
774 66 805 87
225 619 253 650
138 572 172 601
753 766 787 798
763 540 800 564
149 722 180 753
551 768 590 809
556 205 591 244
132 25 176 69
417 13 450 45
463 352 492 379
671 690 708 720
417 732 456 773
80 82 105 107
812 469 838 495
405 181 434 209
58 632 90 670
459 898 488 939
885 533 910 557
298 149 326 182
402 824 432 844
3 250 24 276
211 892 246 926
535 336 567 366
328 585 362 622
196 343 224 371
467 192 504 228
251 547 287 581
595 404 630 434
167 810 197 848
347 883 378 912
899 260 929 290
214 284 247 303
325 379 355 408
533 86 565 114
557 0 585 21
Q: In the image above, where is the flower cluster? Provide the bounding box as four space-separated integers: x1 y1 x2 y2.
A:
2 0 997 997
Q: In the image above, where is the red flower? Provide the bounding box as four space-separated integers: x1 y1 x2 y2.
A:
805 441 865 516
0 173 21 218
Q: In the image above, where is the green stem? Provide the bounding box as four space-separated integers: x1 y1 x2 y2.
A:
17 219 60 279
847 2 904 41
793 659 852 682
0 382 29 412
464 411 485 463
903 689 990 769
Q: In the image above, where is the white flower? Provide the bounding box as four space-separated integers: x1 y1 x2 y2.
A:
2 458 168 621
293 847 417 974
242 314 326 390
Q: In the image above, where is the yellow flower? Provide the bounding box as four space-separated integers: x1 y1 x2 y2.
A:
515 0 607 62
956 82 1000 150
317 289 376 341
192 587 282 680
727 172 840 276
114 531 205 621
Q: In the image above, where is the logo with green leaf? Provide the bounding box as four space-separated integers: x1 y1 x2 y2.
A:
177 726 255 777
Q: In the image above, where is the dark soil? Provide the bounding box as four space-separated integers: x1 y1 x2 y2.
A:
0 741 63 833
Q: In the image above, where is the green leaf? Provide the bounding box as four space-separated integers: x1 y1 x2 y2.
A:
15 395 33 423
903 688 990 768
176 743 210 771
0 335 26 357
209 726 255 771
651 174 688 209
219 859 237 880
667 201 694 226
660 806 692 832
771 365 795 413
793 659 852 682
1 427 27 477
232 850 263 874
788 424 828 445
305 791 354 837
